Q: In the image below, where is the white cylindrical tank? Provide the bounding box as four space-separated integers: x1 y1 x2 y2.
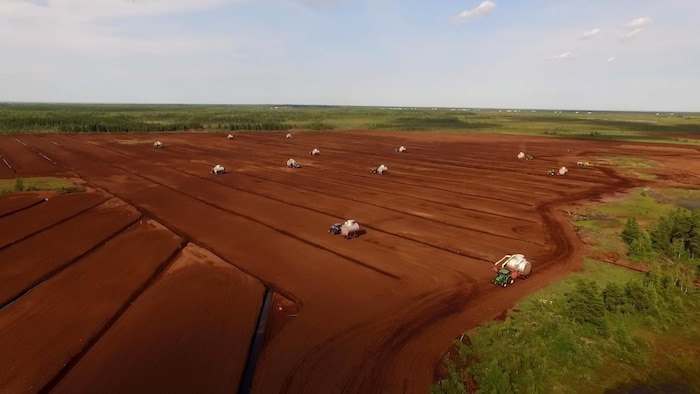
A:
212 164 225 175
502 254 532 276
558 166 568 175
287 158 297 167
341 219 360 237
286 133 293 139
227 134 234 139
310 148 320 156
517 152 525 159
153 141 163 148
377 164 388 174
398 146 406 152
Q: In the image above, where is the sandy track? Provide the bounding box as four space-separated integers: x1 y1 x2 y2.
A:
2 130 693 393
51 243 265 394
0 191 108 249
0 219 183 393
0 198 141 307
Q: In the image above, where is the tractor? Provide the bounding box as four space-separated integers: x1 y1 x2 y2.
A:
577 160 593 168
492 254 532 287
547 169 556 176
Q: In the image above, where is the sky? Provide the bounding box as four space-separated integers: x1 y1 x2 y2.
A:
0 0 698 111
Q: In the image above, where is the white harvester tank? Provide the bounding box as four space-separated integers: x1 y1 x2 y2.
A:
395 146 406 152
153 141 163 148
558 166 568 175
341 219 361 238
374 164 388 174
517 151 525 159
494 254 532 278
287 158 296 167
211 164 225 175
310 148 320 156
227 134 234 140
286 133 293 139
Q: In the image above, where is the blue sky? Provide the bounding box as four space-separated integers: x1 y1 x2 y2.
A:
0 0 698 111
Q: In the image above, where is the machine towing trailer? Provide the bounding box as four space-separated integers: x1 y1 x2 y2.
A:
492 254 532 287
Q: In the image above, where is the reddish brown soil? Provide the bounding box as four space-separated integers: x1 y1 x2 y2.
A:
0 135 64 176
51 243 264 394
0 130 698 393
0 192 50 217
0 219 182 392
0 191 108 248
0 198 141 306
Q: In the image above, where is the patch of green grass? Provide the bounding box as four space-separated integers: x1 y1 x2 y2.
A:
0 177 83 194
434 185 700 394
598 156 660 180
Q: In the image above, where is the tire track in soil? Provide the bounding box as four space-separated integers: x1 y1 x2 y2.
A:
51 141 402 280
161 139 540 209
166 132 607 194
336 167 640 394
83 140 539 258
27 131 640 387
274 157 641 394
121 137 539 225
30 134 400 294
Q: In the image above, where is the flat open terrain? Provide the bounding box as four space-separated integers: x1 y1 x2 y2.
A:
0 130 698 393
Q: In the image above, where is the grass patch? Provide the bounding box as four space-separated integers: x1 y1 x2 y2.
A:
433 185 700 394
599 156 659 180
0 177 83 194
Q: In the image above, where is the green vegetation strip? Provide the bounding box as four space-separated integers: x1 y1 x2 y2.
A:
433 187 700 393
0 104 699 145
0 177 83 194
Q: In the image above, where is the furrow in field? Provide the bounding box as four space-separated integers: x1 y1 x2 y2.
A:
0 220 183 393
0 135 61 176
50 243 265 394
0 197 142 307
0 193 48 218
0 191 108 249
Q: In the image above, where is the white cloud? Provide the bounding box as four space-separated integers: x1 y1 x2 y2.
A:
620 17 651 40
606 56 615 62
579 28 601 39
626 17 651 29
547 51 572 60
454 1 495 23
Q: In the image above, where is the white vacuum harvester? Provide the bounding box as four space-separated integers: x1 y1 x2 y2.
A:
211 164 225 175
329 219 362 239
310 148 320 156
153 141 163 148
371 164 388 174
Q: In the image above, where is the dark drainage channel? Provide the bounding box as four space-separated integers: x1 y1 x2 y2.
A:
238 289 274 394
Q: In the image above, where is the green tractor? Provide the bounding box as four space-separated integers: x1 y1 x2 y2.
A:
493 269 516 287
547 169 556 176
